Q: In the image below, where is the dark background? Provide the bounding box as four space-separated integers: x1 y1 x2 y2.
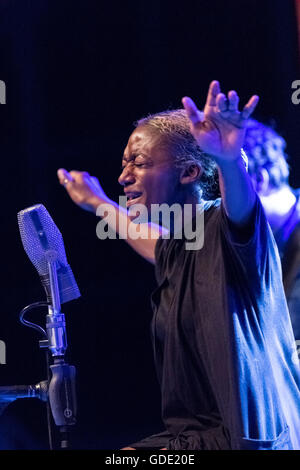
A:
0 0 299 449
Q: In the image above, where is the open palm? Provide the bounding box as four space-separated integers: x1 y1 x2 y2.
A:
182 81 259 161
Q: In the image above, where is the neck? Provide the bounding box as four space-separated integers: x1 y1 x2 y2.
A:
181 190 203 215
163 190 203 232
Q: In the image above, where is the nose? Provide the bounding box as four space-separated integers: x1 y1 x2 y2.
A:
118 165 135 186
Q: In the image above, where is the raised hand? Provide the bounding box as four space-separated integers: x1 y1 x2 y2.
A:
182 80 259 162
57 168 108 212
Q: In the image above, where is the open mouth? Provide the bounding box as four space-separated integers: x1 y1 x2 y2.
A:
125 192 143 207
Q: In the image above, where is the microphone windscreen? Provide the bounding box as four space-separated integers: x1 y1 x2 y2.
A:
18 204 80 304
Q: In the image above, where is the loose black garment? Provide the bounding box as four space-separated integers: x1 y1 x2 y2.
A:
129 197 300 450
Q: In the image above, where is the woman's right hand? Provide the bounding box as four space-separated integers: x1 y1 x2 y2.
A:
57 168 109 213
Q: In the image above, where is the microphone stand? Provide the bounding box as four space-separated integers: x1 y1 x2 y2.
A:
0 256 77 450
40 255 77 449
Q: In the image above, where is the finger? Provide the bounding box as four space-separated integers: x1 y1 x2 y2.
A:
227 90 239 111
182 96 203 125
81 171 91 182
69 170 87 178
69 170 90 184
91 176 101 189
57 168 74 187
241 95 259 120
216 93 227 112
205 80 220 107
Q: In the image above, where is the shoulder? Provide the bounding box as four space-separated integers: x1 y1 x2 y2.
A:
219 193 271 247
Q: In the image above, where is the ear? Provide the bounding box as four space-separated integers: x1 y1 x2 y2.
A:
256 168 270 195
180 163 202 185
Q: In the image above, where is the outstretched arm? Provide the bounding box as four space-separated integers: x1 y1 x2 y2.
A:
57 169 164 264
182 80 259 228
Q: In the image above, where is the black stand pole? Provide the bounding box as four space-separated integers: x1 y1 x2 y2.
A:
0 299 78 450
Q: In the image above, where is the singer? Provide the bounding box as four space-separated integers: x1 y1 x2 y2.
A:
57 81 300 450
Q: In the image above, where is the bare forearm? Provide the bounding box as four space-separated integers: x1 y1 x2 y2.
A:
90 197 165 264
216 155 256 227
57 169 164 263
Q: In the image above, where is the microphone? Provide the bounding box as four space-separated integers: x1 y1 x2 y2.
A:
17 204 80 357
17 204 78 434
17 204 80 305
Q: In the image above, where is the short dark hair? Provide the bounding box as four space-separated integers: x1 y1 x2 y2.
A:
244 119 289 190
135 109 219 200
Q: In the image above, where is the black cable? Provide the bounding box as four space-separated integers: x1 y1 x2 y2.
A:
19 301 49 337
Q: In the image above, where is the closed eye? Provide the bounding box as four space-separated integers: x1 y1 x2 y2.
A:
121 161 147 170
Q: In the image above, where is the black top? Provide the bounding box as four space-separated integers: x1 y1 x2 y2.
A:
129 197 300 450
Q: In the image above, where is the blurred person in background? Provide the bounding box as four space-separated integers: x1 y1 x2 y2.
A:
244 120 300 340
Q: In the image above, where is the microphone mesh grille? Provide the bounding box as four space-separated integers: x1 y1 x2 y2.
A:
18 204 67 275
17 204 80 304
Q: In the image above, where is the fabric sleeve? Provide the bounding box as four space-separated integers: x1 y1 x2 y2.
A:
219 194 282 288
